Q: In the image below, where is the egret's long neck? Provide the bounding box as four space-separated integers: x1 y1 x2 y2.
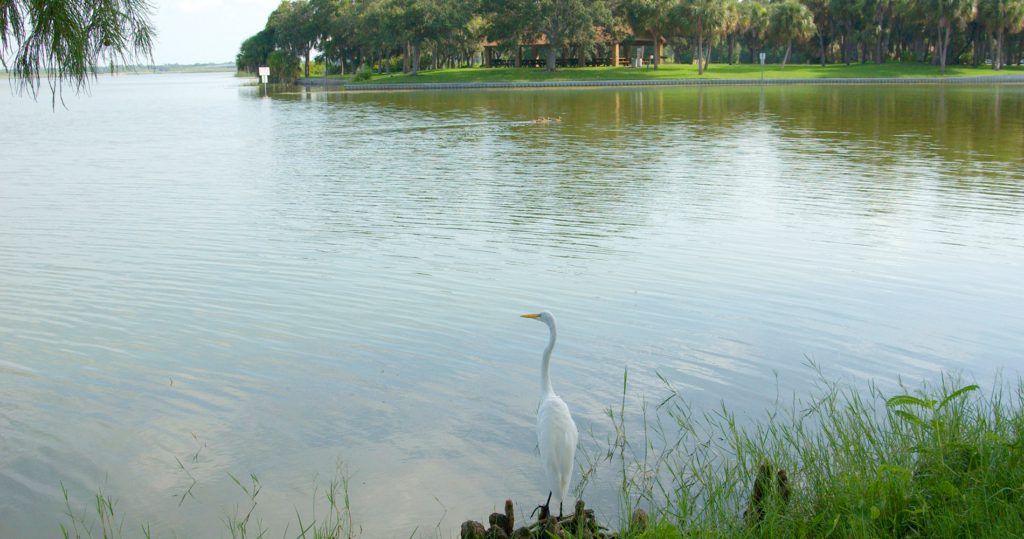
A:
541 321 557 397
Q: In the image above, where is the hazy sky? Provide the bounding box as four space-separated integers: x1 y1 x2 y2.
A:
151 0 282 64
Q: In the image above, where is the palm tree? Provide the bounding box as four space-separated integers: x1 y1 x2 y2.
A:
979 0 1024 70
769 0 816 68
670 0 729 75
802 0 832 66
722 0 741 64
925 0 976 74
738 1 770 64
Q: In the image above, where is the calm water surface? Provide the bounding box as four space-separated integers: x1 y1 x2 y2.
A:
1 73 1023 537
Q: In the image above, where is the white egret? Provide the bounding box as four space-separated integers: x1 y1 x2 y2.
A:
521 311 578 518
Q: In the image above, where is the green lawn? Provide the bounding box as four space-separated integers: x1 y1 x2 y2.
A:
342 62 1024 84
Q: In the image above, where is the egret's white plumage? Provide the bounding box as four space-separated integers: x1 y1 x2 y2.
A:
522 311 578 517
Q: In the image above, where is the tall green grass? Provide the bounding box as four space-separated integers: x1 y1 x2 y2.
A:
589 367 1024 538
58 368 1024 538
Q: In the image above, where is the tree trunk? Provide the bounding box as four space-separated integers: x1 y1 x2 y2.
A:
782 41 792 69
727 34 734 65
819 33 826 66
304 48 310 78
697 32 704 75
654 31 662 68
939 24 950 75
545 41 557 71
749 44 756 64
995 28 1004 70
972 28 982 67
403 43 410 73
411 43 420 75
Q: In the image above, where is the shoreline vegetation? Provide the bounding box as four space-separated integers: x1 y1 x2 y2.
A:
59 369 1024 538
236 0 1024 85
346 63 1024 83
139 63 236 74
281 63 1024 90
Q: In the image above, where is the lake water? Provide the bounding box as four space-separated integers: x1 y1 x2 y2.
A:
1 72 1023 537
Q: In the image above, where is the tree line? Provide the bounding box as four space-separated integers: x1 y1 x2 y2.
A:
237 0 1024 80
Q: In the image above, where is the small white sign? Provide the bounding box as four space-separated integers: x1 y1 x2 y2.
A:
759 52 766 65
258 66 270 76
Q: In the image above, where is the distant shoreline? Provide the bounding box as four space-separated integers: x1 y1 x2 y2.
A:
297 73 1024 92
0 64 233 80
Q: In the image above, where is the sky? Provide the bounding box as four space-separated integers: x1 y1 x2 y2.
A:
150 0 282 64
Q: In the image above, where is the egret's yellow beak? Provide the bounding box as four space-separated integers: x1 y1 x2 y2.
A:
520 313 540 319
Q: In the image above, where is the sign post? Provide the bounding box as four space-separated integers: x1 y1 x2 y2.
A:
759 53 766 83
258 66 270 85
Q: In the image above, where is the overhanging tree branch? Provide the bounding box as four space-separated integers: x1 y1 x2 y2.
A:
1 0 155 103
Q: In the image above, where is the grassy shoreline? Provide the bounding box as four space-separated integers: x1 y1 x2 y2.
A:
56 370 1024 538
328 63 1024 86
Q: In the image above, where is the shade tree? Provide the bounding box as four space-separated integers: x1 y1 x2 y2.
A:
770 0 816 68
979 0 1024 69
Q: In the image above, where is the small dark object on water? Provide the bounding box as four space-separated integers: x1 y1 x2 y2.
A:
505 499 515 535
531 491 551 521
536 512 563 537
488 507 512 539
573 500 587 529
461 519 486 539
745 462 791 526
630 508 648 533
489 512 508 530
463 498 610 539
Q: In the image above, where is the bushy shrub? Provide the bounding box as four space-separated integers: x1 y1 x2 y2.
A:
353 65 373 82
267 50 300 83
